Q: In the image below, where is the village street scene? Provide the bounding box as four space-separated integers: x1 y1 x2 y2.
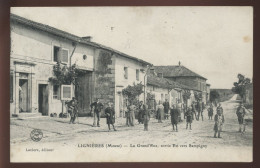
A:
10 7 253 162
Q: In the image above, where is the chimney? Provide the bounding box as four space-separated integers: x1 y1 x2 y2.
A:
82 36 92 41
179 61 181 66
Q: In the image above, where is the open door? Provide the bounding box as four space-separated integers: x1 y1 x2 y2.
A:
38 84 49 116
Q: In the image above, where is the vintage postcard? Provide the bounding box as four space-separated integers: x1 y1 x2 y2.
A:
10 7 253 162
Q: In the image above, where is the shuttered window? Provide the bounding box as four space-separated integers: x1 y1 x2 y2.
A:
53 46 69 64
60 49 69 64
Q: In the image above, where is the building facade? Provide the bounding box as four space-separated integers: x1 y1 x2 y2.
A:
154 65 208 103
10 14 151 118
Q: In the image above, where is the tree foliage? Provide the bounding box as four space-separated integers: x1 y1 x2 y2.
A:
232 73 251 102
48 63 85 86
122 83 143 104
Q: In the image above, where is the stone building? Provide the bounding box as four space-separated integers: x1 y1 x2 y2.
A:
153 64 208 104
10 14 151 118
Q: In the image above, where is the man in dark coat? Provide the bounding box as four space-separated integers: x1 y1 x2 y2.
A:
185 106 193 130
163 99 170 119
236 102 246 133
208 104 214 120
105 102 117 131
138 101 145 124
66 97 78 124
90 98 103 127
170 105 179 132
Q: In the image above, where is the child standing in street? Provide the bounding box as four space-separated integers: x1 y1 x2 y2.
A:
214 108 225 138
185 107 193 130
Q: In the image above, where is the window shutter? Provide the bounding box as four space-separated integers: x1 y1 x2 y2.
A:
61 49 69 63
61 85 72 100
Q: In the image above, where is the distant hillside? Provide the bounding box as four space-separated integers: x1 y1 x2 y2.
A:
211 89 234 102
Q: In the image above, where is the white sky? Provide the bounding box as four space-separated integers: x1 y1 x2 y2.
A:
11 7 253 89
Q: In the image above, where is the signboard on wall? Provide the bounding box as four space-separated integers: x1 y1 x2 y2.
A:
61 85 72 100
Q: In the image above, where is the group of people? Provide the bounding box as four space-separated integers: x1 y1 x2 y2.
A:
65 97 248 137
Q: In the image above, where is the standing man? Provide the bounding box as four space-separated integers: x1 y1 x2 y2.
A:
214 108 225 138
163 99 170 119
138 101 145 124
127 102 136 126
156 101 164 123
105 102 117 131
185 106 193 130
236 102 246 133
90 98 103 127
66 97 78 124
170 105 179 132
208 104 214 120
143 104 150 131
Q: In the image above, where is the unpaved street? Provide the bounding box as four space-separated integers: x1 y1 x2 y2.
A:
11 95 253 150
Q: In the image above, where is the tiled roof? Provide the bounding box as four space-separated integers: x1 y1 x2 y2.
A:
10 13 152 66
147 73 190 90
154 65 207 80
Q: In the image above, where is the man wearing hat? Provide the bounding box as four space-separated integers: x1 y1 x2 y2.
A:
105 102 117 131
90 98 103 127
236 102 246 133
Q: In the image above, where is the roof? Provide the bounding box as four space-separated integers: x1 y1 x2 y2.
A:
147 73 191 90
10 13 152 66
153 65 207 80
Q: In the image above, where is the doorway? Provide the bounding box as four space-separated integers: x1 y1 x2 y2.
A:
19 79 29 112
38 84 49 116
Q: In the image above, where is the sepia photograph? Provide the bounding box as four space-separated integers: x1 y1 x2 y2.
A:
9 7 253 162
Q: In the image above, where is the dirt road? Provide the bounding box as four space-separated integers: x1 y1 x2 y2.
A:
11 94 253 148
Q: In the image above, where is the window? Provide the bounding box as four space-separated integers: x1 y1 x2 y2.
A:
60 49 69 63
53 46 69 64
10 74 13 103
136 69 140 81
61 85 73 100
53 85 60 100
53 46 60 62
124 67 128 79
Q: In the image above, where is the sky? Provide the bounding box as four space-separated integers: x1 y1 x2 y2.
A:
11 7 253 89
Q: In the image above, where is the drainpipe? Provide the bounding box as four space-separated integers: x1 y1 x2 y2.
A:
70 41 79 67
143 65 151 105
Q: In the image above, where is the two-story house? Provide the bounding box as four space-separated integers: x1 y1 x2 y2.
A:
154 64 208 104
10 14 151 118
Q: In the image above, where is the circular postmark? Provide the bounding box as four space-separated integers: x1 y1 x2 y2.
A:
30 129 43 142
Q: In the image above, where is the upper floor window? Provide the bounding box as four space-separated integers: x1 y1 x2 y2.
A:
53 46 69 64
124 67 128 79
136 69 140 81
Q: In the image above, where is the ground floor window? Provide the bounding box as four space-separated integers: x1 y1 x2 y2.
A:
53 85 60 100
